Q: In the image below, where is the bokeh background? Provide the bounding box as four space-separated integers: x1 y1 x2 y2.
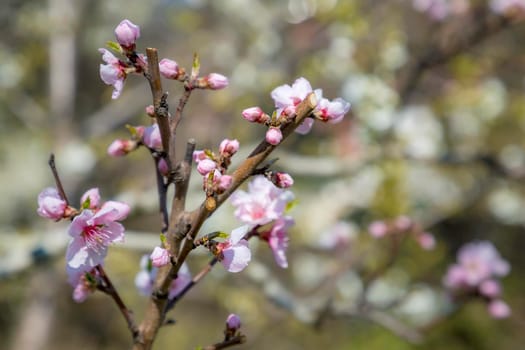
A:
1 0 525 349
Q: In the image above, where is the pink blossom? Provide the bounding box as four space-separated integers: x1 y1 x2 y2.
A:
271 77 313 113
143 123 162 150
193 150 207 163
218 226 252 273
150 246 170 267
230 176 294 226
457 241 510 286
369 220 389 238
212 170 233 191
37 187 67 220
488 299 511 319
72 271 97 303
317 221 355 250
314 90 350 124
261 216 294 268
80 188 101 209
114 19 140 48
274 172 294 188
242 107 270 123
266 127 283 145
479 279 502 298
394 215 413 231
205 73 229 90
219 139 240 157
226 314 241 330
145 104 155 116
159 58 184 80
417 232 436 250
99 48 127 99
66 200 130 283
134 256 192 298
295 118 314 135
107 139 136 156
197 158 217 175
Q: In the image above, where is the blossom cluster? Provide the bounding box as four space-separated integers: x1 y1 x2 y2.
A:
368 215 436 250
193 138 239 195
242 77 350 145
443 241 511 318
37 187 130 301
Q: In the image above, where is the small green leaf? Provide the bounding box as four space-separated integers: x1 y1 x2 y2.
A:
160 233 167 246
106 41 122 53
191 53 200 79
81 197 91 210
285 199 298 212
216 231 229 239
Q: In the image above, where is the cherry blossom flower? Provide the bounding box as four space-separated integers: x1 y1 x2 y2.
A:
242 107 270 123
142 123 162 150
368 220 389 238
261 216 294 268
66 200 130 283
150 246 170 267
80 188 101 209
99 48 127 99
37 187 67 220
230 176 294 227
135 255 192 299
314 90 351 124
488 299 511 319
217 226 251 273
114 19 140 48
271 77 313 113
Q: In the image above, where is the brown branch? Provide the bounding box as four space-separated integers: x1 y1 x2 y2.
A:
153 156 169 233
132 93 318 350
203 335 246 350
95 265 139 340
397 7 511 103
145 48 171 165
48 154 69 204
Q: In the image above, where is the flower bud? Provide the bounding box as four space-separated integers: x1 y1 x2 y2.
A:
218 174 233 191
159 58 184 80
81 188 101 209
417 232 436 250
242 107 270 123
150 247 170 267
226 313 241 330
205 73 229 90
265 127 282 145
107 139 137 156
197 158 217 175
37 187 67 220
158 158 169 176
479 279 501 298
219 139 240 157
369 221 388 238
488 299 511 319
274 172 294 188
114 19 140 48
193 150 207 163
143 124 162 150
145 105 155 117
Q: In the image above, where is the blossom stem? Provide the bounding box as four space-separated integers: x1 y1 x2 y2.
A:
202 335 246 350
48 153 69 205
95 265 139 340
145 48 171 168
165 257 218 312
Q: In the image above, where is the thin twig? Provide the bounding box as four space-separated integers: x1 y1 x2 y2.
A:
48 154 69 204
203 335 246 350
95 265 139 340
152 155 169 233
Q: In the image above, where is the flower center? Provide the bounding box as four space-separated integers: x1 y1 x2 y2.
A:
82 225 111 252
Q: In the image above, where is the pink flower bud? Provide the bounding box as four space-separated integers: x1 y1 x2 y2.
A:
488 299 511 319
275 172 294 188
159 58 183 80
218 174 233 191
197 158 216 175
242 107 269 123
394 215 413 231
114 19 140 47
37 187 67 220
107 139 136 156
158 158 169 176
266 127 283 145
479 279 502 298
417 232 436 250
369 221 388 238
150 247 170 267
193 150 207 163
206 73 229 90
81 188 101 209
226 313 241 330
143 124 162 150
219 139 239 157
145 105 155 116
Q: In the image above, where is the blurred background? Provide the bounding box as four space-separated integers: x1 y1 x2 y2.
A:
1 0 525 349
